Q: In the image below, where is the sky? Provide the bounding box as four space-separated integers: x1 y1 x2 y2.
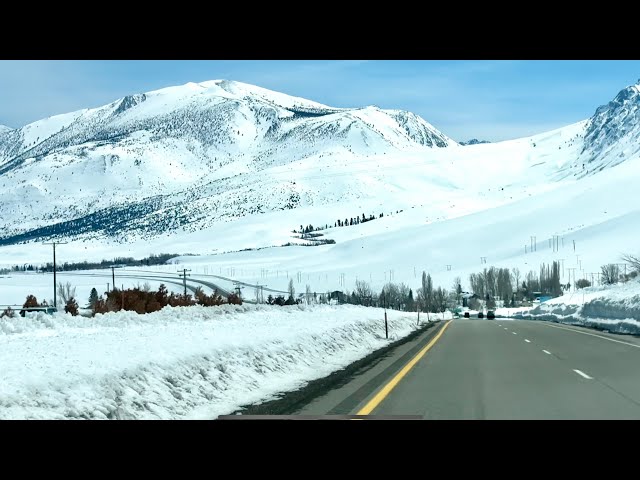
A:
0 60 639 142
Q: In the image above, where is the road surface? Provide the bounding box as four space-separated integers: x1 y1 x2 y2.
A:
294 319 640 419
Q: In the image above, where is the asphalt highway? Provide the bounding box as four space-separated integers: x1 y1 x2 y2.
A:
294 319 640 419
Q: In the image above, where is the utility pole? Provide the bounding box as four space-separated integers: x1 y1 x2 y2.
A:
178 268 191 296
573 240 576 252
383 289 388 339
43 241 67 309
567 268 577 291
109 265 118 292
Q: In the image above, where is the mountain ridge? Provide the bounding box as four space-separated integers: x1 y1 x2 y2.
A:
1 79 639 250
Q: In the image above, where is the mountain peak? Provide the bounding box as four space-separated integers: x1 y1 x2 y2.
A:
460 138 491 146
581 81 640 166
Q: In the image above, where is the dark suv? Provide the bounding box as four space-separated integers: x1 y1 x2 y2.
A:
487 310 496 319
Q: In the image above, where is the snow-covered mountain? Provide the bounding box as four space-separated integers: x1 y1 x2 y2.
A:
0 125 12 135
0 79 639 256
581 81 640 168
0 80 456 245
460 138 491 146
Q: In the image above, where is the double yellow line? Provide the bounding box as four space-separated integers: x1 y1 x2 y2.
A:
357 320 452 415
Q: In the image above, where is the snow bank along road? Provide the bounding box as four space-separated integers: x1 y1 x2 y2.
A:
0 304 424 419
293 319 640 419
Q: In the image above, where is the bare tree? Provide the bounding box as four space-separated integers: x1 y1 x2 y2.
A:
142 282 151 292
601 264 620 285
56 281 76 308
398 283 410 311
469 273 485 298
382 283 400 310
621 254 640 273
255 285 262 304
511 267 521 293
452 276 462 305
496 268 513 306
434 287 447 313
420 272 433 313
354 280 372 306
305 284 312 304
415 290 424 312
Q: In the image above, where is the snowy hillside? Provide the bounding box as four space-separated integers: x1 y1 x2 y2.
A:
2 79 639 249
0 80 456 244
2 79 640 306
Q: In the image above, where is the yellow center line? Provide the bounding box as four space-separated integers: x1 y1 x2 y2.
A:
356 320 452 415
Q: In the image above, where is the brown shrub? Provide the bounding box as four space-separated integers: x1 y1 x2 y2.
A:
23 295 39 308
64 297 79 316
93 299 109 315
227 293 243 305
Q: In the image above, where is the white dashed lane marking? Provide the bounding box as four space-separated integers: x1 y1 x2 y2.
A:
573 369 593 379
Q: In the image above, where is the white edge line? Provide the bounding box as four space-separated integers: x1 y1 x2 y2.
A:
524 339 531 343
573 369 593 379
541 322 640 349
543 350 551 355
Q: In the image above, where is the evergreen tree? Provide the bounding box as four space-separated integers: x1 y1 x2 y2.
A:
406 288 415 311
288 278 295 303
88 288 99 308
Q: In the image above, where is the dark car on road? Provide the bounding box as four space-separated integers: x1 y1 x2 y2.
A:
487 310 495 319
464 311 470 318
478 312 484 318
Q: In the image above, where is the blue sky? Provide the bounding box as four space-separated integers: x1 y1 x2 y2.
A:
0 60 639 142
